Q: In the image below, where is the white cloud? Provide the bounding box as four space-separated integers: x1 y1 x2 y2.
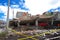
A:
50 0 60 8
0 9 3 13
25 0 60 15
54 0 60 7
0 5 28 21
0 0 60 20
0 6 13 21
50 0 59 5
11 5 19 8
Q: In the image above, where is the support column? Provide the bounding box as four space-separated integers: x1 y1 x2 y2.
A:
17 20 21 31
17 20 20 27
27 23 30 26
51 18 54 25
35 19 38 29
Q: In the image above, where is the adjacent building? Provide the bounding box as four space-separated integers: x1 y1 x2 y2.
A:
16 12 31 20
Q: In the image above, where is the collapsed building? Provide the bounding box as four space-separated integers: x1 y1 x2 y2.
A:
9 11 60 30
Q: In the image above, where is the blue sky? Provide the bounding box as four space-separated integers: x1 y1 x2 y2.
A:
0 0 29 20
0 0 60 20
0 0 28 9
48 7 60 12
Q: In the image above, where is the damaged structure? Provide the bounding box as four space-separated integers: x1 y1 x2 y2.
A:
9 11 60 30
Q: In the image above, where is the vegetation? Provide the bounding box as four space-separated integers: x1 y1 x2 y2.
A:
0 31 8 37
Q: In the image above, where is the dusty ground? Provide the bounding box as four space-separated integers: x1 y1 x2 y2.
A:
0 27 60 40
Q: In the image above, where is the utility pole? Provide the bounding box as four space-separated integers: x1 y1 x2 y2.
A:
6 0 10 31
13 9 14 19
